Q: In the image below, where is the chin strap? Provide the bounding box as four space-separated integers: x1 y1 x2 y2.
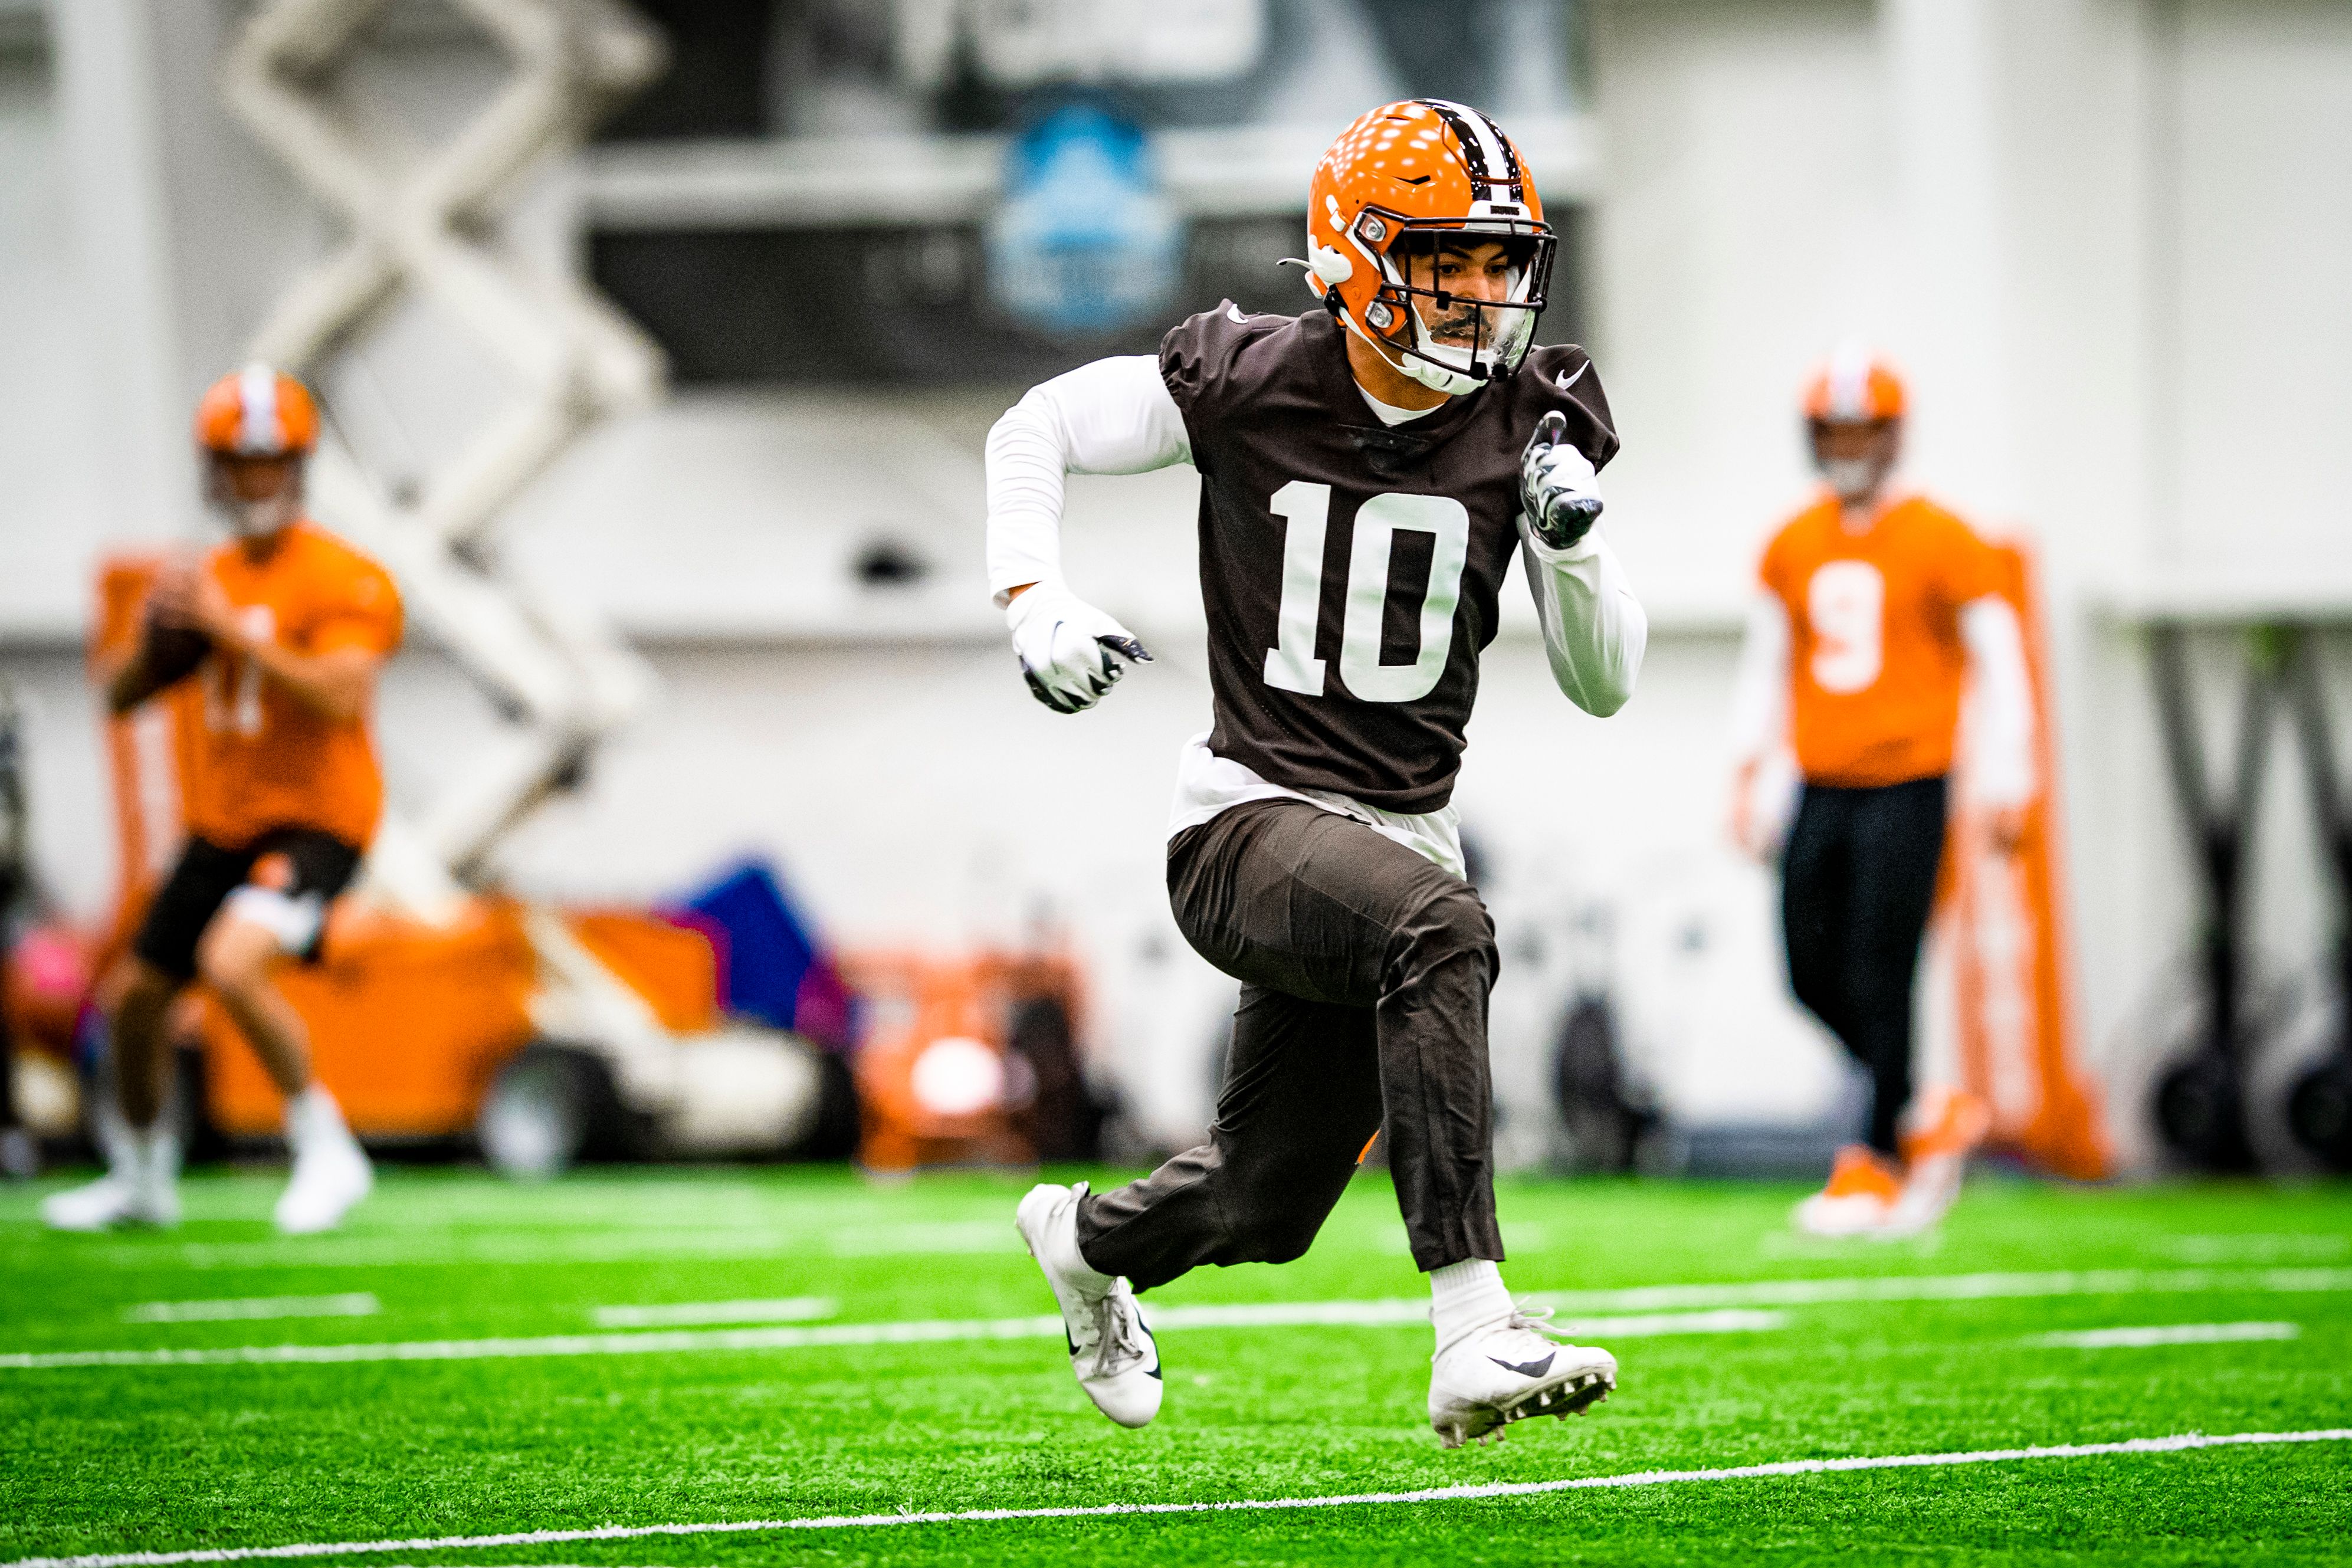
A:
1318 271 1508 397
1335 298 1478 398
1400 352 1488 398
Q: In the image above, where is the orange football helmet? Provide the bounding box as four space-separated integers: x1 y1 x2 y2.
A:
1301 100 1554 396
1802 343 1907 424
193 365 320 458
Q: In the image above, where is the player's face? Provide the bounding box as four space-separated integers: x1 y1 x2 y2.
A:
1405 239 1519 348
205 452 304 542
1810 418 1901 504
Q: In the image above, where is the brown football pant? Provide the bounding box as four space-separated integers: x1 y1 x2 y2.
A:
1075 798 1503 1286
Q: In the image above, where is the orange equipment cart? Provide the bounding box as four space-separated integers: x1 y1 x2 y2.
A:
842 947 1088 1174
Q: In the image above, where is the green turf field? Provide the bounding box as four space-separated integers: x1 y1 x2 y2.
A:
2 1166 2348 1567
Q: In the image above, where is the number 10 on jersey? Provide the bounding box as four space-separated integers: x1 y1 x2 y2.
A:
1262 480 1470 705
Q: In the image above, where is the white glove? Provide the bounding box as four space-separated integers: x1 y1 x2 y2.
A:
1006 582 1152 713
1520 410 1604 552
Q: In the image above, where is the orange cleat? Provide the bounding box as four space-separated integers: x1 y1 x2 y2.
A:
1792 1144 1903 1237
1887 1087 1992 1235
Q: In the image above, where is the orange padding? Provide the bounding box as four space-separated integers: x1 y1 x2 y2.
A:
1944 540 2109 1180
569 910 718 1036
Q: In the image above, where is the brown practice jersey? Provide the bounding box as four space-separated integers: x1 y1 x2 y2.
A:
1159 303 1618 813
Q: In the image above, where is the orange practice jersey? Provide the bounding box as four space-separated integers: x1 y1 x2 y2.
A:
173 521 403 848
1758 494 2003 788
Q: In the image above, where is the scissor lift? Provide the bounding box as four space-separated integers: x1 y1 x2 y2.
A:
97 0 832 1173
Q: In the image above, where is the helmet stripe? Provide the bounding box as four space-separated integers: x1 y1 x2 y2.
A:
1825 340 1874 421
1471 107 1524 202
1418 99 1521 204
237 363 280 455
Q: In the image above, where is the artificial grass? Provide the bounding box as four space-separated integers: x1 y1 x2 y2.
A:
1 1167 2347 1566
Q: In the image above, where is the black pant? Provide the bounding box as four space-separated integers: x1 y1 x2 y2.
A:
132 829 363 984
1077 799 1503 1287
1781 776 1949 1156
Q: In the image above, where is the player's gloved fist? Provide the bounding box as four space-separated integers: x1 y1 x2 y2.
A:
1520 410 1604 552
1006 582 1152 714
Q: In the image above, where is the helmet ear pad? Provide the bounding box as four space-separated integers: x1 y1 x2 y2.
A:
1307 245 1354 287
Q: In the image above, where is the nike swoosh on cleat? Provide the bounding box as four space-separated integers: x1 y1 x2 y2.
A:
1490 1352 1556 1378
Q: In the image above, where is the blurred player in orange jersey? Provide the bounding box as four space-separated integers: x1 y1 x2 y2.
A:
1727 346 2031 1239
44 367 401 1235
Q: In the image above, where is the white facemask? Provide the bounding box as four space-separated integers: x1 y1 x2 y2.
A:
216 488 300 539
1820 456 1887 505
208 463 303 540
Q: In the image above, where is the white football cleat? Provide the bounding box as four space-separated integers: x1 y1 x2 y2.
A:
42 1171 181 1231
42 1139 181 1232
1016 1180 1162 1429
1429 1309 1616 1449
274 1129 372 1235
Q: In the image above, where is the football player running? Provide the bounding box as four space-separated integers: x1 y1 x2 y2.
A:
990 101 1646 1448
1727 347 2032 1239
44 368 399 1236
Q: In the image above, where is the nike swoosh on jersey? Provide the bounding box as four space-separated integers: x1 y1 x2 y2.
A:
1554 363 1589 393
1490 1351 1557 1379
1226 302 1250 324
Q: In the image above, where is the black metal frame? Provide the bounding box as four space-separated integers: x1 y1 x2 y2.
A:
2148 621 2352 1170
2282 632 2352 1167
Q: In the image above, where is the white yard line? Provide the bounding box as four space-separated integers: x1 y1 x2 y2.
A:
0 1304 1779 1373
2028 1321 2303 1349
2153 1234 2350 1265
8 1426 2346 1568
122 1295 380 1326
1150 1302 1784 1337
24 1222 1029 1272
14 1262 2352 1373
589 1298 835 1329
1529 1266 2352 1314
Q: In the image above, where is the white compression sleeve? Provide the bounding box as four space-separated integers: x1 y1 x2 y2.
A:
985 355 1191 605
1727 592 1792 765
1959 595 2036 809
1517 527 1648 717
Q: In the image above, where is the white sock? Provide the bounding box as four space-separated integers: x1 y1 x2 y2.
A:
1429 1258 1514 1354
94 1097 137 1177
130 1124 181 1192
286 1085 350 1156
1057 1185 1116 1295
